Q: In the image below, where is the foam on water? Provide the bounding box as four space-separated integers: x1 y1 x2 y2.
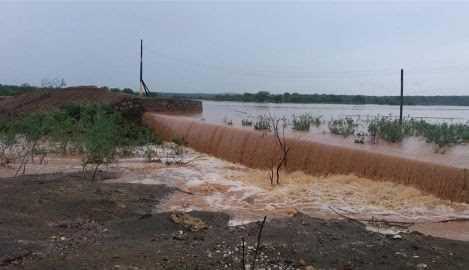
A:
111 147 469 240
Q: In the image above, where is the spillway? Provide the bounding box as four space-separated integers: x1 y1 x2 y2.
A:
143 113 469 203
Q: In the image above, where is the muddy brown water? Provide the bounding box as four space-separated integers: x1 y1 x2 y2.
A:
3 149 469 242
192 101 469 169
144 113 469 203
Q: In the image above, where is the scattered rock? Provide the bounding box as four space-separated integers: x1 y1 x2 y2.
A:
172 230 186 241
416 263 428 269
170 212 208 232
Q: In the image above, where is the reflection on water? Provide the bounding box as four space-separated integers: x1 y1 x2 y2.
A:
185 101 469 169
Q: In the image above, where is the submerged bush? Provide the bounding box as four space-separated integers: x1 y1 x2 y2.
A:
292 113 321 131
369 117 407 143
254 115 271 130
415 121 468 151
241 119 253 127
328 118 356 137
368 117 469 151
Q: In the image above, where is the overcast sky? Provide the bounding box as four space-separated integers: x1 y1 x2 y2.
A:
1 1 469 95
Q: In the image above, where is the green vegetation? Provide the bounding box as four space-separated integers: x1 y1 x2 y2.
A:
292 113 321 131
160 90 469 106
4 84 469 106
328 118 356 137
241 119 253 127
368 118 407 143
0 84 139 97
368 117 469 151
254 115 271 130
412 121 469 151
0 104 159 179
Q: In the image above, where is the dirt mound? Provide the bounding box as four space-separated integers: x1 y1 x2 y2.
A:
0 86 202 120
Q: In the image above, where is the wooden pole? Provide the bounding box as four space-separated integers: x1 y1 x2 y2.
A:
400 68 404 124
139 39 143 96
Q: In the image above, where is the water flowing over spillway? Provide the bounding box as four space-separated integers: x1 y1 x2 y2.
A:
144 113 469 203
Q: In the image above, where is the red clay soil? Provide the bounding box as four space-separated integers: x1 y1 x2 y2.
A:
0 86 202 120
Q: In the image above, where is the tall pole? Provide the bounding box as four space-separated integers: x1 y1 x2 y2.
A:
139 39 143 96
400 68 404 124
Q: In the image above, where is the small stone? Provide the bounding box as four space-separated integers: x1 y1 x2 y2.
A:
298 259 306 266
305 266 317 270
392 234 402 239
416 263 428 269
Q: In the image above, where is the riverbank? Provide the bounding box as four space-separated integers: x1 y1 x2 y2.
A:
2 147 469 269
2 173 469 269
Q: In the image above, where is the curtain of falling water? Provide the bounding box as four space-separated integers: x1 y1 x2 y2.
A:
143 113 469 203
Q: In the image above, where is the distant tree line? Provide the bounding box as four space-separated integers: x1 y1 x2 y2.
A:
2 84 469 106
0 84 139 97
160 91 469 106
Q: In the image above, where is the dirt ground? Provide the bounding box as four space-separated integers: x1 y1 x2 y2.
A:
1 172 469 270
0 86 202 121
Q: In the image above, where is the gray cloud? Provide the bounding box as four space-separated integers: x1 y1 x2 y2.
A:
1 1 469 95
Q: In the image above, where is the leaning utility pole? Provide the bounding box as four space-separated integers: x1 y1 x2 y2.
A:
139 39 151 96
139 39 143 96
399 68 404 124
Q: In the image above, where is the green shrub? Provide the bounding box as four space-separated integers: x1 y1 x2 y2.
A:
241 119 253 126
292 113 321 131
0 120 17 166
328 118 356 137
254 115 271 130
4 104 160 177
369 117 406 143
367 117 469 151
80 107 120 180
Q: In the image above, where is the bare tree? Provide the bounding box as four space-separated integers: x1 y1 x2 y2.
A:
268 115 289 185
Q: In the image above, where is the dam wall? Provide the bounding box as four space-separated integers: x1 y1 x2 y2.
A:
143 113 469 203
0 87 202 121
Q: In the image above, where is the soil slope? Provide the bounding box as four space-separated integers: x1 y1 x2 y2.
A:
0 86 202 120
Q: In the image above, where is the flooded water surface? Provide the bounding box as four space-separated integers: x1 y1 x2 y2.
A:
184 101 469 169
194 101 469 124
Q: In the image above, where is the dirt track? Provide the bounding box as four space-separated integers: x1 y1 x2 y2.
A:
1 172 469 270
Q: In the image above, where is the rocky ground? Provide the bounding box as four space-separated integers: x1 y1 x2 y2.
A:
1 172 469 270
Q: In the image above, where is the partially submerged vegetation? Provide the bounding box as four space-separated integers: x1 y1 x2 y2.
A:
0 104 160 179
241 112 469 153
292 113 321 131
254 115 272 130
328 118 357 137
369 117 469 152
241 118 253 127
